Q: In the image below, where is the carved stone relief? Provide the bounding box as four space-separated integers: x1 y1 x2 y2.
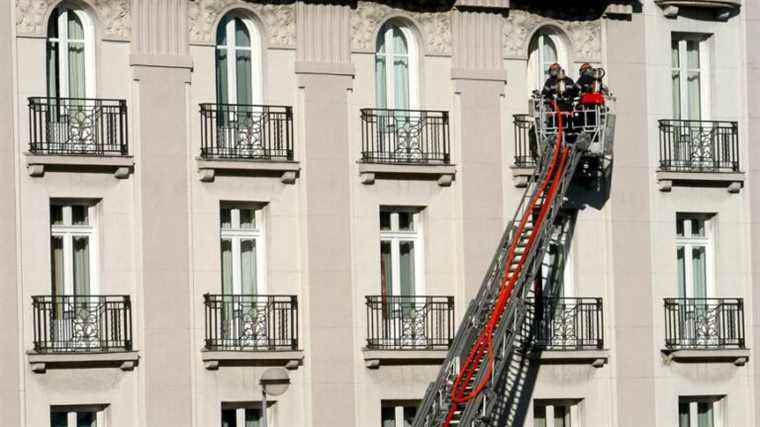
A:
16 0 130 39
352 1 452 56
187 0 296 48
503 9 601 62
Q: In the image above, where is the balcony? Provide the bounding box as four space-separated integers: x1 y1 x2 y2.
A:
655 0 741 19
663 298 748 365
524 297 608 367
511 113 537 187
29 295 136 373
358 109 455 186
27 97 132 178
197 104 299 183
202 294 302 370
657 119 743 192
363 295 454 368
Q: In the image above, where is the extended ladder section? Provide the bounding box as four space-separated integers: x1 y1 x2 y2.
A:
413 95 615 427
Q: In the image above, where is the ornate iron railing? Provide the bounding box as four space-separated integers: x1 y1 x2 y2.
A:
204 294 299 351
524 297 604 351
664 298 745 350
365 295 455 350
658 119 740 173
200 104 294 161
28 97 128 155
513 114 537 168
32 295 132 353
360 109 450 164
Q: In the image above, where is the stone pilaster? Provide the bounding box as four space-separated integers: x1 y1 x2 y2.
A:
130 1 193 426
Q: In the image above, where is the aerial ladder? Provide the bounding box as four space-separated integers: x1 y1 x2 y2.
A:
413 68 615 426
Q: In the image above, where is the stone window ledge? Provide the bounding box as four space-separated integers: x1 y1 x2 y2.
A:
362 349 448 369
196 159 300 184
529 349 609 368
656 170 744 193
201 350 304 371
358 163 456 187
25 153 134 179
27 351 140 373
511 166 535 188
661 348 750 366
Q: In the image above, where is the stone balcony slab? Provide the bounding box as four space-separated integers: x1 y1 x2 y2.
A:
661 348 750 366
362 349 449 369
27 351 140 373
530 349 609 368
201 350 304 371
25 153 134 178
358 163 456 187
196 159 300 184
656 170 744 193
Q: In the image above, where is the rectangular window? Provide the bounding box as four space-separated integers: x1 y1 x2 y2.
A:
379 208 424 297
220 205 265 295
534 399 582 427
679 396 724 427
50 405 106 427
671 33 711 120
380 400 419 427
221 403 263 427
50 201 98 296
676 213 714 298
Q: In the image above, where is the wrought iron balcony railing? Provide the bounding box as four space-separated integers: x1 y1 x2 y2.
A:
199 104 293 161
513 114 537 168
360 109 450 164
524 297 605 351
32 295 132 353
204 294 299 351
365 295 455 351
664 298 745 350
28 97 128 156
658 119 740 173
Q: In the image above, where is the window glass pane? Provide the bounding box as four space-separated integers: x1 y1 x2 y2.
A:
51 237 65 295
692 247 707 299
51 411 68 427
533 404 547 427
398 211 413 231
245 408 261 427
221 239 233 295
691 218 705 237
235 19 251 47
399 241 415 296
51 205 64 225
73 237 90 296
72 205 88 225
221 208 232 229
403 406 417 427
381 241 392 297
47 37 60 99
697 402 714 427
381 406 395 427
236 48 252 105
216 48 229 105
67 12 86 99
678 403 690 427
67 12 84 40
77 411 97 427
671 39 681 119
394 55 409 110
375 53 387 109
687 70 701 120
221 408 237 427
676 216 685 237
677 247 686 299
686 40 700 69
541 35 558 75
239 208 256 229
554 405 567 427
380 211 391 231
241 240 257 295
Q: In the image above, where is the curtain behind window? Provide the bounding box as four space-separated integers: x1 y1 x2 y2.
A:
67 13 86 99
73 236 90 296
235 19 253 105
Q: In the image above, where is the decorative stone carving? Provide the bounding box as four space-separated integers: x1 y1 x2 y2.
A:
503 9 602 62
16 0 130 39
352 1 452 56
188 0 295 48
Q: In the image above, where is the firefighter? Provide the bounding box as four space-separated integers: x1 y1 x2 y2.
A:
541 63 577 108
576 63 596 94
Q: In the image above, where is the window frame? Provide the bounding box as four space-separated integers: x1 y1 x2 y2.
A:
527 28 568 93
50 201 99 296
221 401 269 427
379 208 425 297
678 395 724 427
215 14 263 106
380 400 420 427
533 399 582 427
50 404 107 427
220 204 266 295
675 213 715 299
375 21 420 110
671 33 711 121
46 6 96 98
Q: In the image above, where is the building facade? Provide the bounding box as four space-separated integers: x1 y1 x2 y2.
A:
0 0 757 426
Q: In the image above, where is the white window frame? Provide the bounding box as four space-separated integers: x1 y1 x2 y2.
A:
381 400 419 427
675 214 714 299
375 22 419 110
47 7 96 98
380 208 425 296
50 202 99 296
672 33 711 121
220 205 266 295
216 15 263 105
534 399 582 427
527 29 568 92
51 405 107 427
679 396 724 427
221 402 271 427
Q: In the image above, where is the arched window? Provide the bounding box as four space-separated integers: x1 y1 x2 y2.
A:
375 21 418 110
215 14 262 105
527 29 568 91
46 5 94 98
